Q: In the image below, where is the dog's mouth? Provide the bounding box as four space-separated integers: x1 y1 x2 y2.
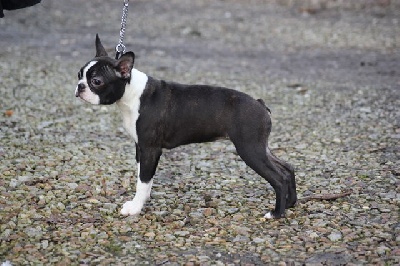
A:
75 92 88 102
74 90 86 101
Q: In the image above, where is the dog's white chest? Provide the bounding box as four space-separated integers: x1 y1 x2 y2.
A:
120 107 140 142
117 69 148 143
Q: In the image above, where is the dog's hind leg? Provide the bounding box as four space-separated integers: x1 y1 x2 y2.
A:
266 147 297 208
233 142 288 218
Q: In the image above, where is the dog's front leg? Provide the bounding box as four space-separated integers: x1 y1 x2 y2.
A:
120 174 153 216
120 147 162 216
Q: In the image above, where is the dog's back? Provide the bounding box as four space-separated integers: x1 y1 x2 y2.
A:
138 77 271 149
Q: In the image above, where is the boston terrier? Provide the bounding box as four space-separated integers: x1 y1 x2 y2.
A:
75 35 297 219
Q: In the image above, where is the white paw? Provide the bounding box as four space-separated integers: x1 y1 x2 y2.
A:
264 212 274 219
120 200 143 216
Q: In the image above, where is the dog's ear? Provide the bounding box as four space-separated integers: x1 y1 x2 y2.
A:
115 52 135 79
95 34 108 57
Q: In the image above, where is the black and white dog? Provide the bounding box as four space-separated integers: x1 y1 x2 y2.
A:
75 35 296 219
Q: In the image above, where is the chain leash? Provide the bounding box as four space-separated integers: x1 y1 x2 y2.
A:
115 0 129 59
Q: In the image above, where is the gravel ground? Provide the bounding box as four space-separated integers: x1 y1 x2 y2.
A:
1 0 399 265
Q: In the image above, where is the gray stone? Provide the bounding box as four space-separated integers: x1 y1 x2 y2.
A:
328 232 342 242
174 231 190 237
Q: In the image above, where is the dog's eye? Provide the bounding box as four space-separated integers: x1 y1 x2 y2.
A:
91 78 103 86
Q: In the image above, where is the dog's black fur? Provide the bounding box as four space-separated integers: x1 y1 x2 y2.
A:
76 35 297 218
138 78 297 217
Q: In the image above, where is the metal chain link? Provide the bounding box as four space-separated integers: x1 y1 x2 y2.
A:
115 0 129 59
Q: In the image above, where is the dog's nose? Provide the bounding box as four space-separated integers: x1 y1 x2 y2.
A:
75 83 85 97
78 83 85 92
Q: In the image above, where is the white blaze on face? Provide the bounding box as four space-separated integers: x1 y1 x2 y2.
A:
75 61 100 104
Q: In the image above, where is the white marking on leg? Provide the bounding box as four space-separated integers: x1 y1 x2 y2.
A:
264 212 273 219
120 175 153 216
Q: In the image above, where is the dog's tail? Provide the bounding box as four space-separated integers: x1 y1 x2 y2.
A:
257 99 271 114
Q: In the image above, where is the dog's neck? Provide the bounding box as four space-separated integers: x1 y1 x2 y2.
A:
116 68 148 143
117 68 148 109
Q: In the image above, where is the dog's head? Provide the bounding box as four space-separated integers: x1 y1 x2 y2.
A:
75 34 135 105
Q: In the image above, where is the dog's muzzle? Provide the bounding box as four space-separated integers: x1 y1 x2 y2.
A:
75 83 85 97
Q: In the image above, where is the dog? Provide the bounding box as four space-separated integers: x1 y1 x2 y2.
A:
75 35 297 219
